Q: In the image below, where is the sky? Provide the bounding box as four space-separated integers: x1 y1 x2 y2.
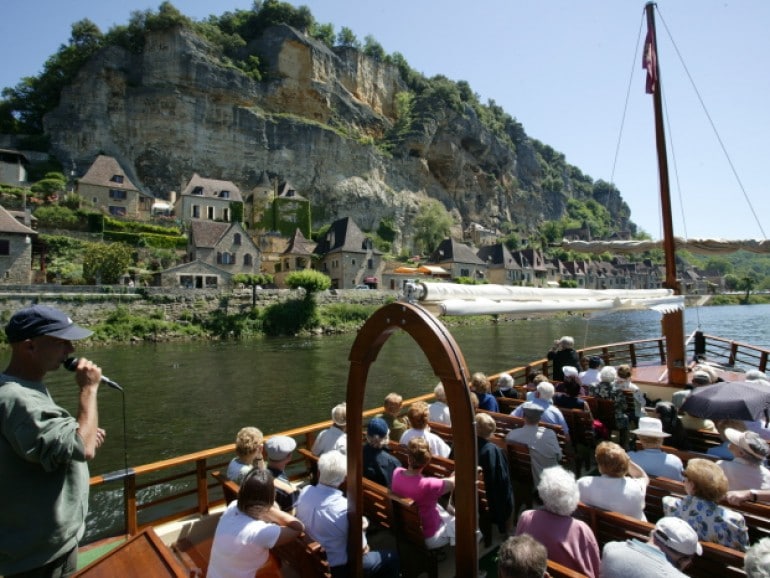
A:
2 0 768 241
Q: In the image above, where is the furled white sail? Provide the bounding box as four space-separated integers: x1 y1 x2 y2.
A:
404 282 684 317
561 238 770 255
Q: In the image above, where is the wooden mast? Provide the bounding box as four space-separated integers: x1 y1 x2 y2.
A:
645 2 687 386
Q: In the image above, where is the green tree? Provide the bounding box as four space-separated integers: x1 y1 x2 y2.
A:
285 269 331 294
310 22 335 47
413 199 454 254
738 274 757 303
363 35 386 60
336 27 359 48
233 272 273 306
82 241 132 284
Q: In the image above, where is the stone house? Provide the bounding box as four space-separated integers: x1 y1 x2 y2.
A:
429 238 487 282
476 243 522 285
175 173 243 225
464 222 498 247
0 204 36 283
314 217 382 289
510 249 556 287
77 155 154 218
274 228 315 288
155 260 232 290
0 149 29 186
187 220 261 274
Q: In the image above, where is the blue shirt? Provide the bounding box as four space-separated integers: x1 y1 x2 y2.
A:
627 448 683 480
512 397 570 437
296 483 365 567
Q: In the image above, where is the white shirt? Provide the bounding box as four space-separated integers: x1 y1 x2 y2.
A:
208 502 281 578
400 428 451 458
579 368 601 387
718 457 770 491
428 401 451 425
311 426 347 456
577 474 648 520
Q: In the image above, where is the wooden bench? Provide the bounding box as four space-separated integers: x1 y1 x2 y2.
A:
388 491 444 578
560 408 595 475
574 502 746 578
210 470 239 504
387 441 494 545
685 428 723 453
272 532 332 578
645 476 770 544
171 512 222 577
546 559 590 578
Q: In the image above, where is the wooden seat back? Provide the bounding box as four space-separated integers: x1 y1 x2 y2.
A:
575 502 746 578
497 396 524 413
388 491 442 578
273 532 332 578
685 428 723 454
171 512 222 577
361 477 394 531
387 441 455 478
546 559 590 578
211 470 239 504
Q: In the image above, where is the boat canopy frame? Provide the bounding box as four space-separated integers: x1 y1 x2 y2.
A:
345 301 480 577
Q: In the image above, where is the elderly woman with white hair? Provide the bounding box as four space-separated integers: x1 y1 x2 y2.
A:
492 372 517 399
311 402 347 456
588 365 629 448
428 382 451 425
515 466 600 578
548 335 581 382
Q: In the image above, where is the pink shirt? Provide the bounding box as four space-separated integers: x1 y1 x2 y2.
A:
515 509 601 578
391 467 446 538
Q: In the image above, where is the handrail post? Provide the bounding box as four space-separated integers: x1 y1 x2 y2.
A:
196 459 210 515
125 474 138 536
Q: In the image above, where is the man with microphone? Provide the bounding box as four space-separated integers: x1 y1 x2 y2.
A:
0 305 105 577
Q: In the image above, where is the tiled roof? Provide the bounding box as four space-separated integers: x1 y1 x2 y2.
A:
315 217 377 255
282 228 315 256
0 205 36 235
180 173 243 203
189 220 230 248
430 238 485 265
78 155 139 191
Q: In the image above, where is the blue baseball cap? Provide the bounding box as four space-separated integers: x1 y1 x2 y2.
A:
5 305 93 343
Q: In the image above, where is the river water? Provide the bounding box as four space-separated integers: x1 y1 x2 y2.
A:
3 303 769 539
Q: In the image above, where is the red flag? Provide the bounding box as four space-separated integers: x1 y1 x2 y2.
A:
643 29 657 94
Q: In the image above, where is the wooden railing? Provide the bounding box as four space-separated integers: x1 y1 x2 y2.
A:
491 334 769 386
85 392 435 543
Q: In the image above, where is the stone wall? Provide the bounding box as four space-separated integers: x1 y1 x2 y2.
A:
0 285 394 328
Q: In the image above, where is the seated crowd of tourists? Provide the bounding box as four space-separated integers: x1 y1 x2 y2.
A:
205 343 770 578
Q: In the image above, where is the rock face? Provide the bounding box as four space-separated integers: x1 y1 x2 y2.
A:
44 24 631 248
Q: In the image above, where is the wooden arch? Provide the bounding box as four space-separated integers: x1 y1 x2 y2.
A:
345 301 479 577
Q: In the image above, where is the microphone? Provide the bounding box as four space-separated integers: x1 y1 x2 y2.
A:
63 357 124 391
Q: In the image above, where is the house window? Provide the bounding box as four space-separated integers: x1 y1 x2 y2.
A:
109 206 126 216
192 205 200 218
460 268 470 277
243 254 252 266
367 259 373 269
192 186 204 196
224 252 234 265
0 240 9 255
207 206 214 220
352 259 356 266
109 189 127 200
110 175 124 184
223 208 230 222
220 190 230 199
234 233 241 245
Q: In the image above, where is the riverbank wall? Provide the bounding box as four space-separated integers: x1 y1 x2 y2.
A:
0 285 393 328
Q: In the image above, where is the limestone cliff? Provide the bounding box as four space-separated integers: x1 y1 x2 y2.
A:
44 24 632 248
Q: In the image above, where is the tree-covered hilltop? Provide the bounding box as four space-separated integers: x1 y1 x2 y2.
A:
0 0 634 244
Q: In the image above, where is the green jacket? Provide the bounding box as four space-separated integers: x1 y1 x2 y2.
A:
0 375 89 575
